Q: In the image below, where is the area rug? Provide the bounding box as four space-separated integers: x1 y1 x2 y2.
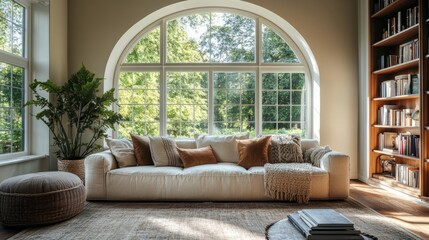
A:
9 198 419 240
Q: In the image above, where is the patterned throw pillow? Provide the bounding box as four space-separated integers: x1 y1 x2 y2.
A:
304 146 332 167
149 136 182 167
105 138 137 168
268 135 304 163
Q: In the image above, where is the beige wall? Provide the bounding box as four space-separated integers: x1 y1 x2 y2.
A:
67 0 359 178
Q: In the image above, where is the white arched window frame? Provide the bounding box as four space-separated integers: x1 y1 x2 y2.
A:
105 0 320 139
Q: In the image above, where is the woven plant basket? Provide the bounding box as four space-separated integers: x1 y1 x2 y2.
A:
58 159 85 182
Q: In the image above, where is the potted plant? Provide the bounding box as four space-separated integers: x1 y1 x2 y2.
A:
25 65 122 181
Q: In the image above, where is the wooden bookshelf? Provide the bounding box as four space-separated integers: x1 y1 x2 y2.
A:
369 0 428 198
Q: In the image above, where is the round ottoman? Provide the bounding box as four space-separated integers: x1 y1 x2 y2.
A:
0 171 85 227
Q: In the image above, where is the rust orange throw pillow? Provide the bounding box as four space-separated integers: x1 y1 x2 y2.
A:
236 136 271 169
130 134 154 165
176 146 217 168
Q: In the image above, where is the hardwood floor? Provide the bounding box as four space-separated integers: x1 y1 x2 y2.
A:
1 180 428 239
350 180 429 239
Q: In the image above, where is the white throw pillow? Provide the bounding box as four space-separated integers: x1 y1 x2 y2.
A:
149 136 182 167
195 133 249 163
105 138 137 168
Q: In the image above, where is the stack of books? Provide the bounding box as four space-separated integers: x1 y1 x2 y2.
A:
288 209 365 240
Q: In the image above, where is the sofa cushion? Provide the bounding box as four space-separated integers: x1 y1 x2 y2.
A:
195 133 249 163
236 136 271 169
176 139 197 149
130 134 153 166
177 146 217 168
105 163 330 201
106 138 137 167
268 134 303 163
149 137 182 167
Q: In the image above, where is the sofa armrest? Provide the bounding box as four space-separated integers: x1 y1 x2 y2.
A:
319 151 350 199
85 150 118 200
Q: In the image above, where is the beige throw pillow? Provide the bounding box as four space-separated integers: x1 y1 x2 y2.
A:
268 134 304 163
195 133 249 163
149 136 182 167
105 138 137 167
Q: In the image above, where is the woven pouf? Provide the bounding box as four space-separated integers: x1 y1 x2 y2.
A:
0 171 85 227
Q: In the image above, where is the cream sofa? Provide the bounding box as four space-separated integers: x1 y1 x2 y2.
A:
85 139 350 201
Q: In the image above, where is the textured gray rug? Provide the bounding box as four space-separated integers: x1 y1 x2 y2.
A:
9 198 419 240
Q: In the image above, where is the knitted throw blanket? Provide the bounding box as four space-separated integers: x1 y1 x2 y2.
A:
264 163 312 204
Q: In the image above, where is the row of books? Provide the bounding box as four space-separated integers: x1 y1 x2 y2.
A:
396 164 419 188
288 209 364 240
379 54 398 69
373 0 395 13
379 74 419 98
399 39 419 64
396 133 420 157
377 105 418 127
378 132 420 157
381 6 419 40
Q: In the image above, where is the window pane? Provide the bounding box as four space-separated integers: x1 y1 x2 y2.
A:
209 12 255 63
167 12 255 63
12 24 22 56
0 1 24 57
167 72 209 137
0 62 23 155
262 25 299 63
214 72 255 135
167 13 209 63
262 72 306 136
118 72 160 136
125 27 160 63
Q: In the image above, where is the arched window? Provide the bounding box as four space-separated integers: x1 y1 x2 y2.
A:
113 8 314 138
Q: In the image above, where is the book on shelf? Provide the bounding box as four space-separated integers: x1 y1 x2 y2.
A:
378 131 397 151
380 5 419 40
396 132 420 157
379 74 419 98
377 105 417 127
377 105 400 125
399 39 419 64
373 0 395 13
396 164 419 188
410 74 419 94
379 54 398 69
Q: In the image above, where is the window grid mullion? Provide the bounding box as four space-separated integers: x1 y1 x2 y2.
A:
208 70 214 135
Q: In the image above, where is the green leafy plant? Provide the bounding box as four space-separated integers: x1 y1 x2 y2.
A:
25 65 122 160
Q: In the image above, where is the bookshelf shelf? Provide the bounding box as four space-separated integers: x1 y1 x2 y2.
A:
373 59 419 75
373 150 420 160
370 0 428 198
371 174 420 197
372 0 418 18
373 24 418 47
373 94 419 101
372 125 419 129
